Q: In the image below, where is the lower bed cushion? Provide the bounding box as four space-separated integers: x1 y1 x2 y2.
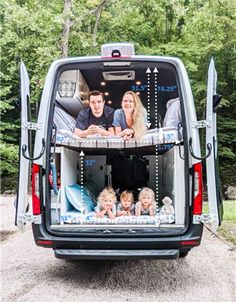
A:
60 211 175 225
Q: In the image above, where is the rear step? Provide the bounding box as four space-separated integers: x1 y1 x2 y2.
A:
54 249 179 260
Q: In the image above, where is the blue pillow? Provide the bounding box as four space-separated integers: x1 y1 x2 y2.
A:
65 184 95 213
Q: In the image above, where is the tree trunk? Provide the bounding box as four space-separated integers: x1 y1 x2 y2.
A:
92 0 111 49
61 0 73 58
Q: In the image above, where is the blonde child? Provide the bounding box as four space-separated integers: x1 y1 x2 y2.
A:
135 187 156 216
117 190 135 216
95 186 116 219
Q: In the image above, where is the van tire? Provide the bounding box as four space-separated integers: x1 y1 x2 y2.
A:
179 250 189 258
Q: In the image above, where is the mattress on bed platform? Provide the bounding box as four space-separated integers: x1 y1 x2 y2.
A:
55 127 181 149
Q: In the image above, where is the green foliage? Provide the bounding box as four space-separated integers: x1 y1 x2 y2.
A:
0 142 18 174
0 142 19 192
1 0 236 191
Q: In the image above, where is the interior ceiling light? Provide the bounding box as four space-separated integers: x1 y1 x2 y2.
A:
136 81 141 85
100 81 106 86
103 70 135 81
103 62 131 67
104 92 109 96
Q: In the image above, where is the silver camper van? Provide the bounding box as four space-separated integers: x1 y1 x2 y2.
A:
16 43 223 259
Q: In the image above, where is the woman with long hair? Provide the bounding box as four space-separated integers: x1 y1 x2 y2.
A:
113 91 147 140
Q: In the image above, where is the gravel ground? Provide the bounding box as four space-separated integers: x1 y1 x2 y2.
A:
0 195 236 302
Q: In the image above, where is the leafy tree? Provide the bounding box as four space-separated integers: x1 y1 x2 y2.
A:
0 0 63 191
1 0 235 192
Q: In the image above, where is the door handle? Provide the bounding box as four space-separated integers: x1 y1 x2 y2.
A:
189 137 212 160
22 138 45 161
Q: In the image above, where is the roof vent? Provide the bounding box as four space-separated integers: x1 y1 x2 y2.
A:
101 43 135 57
102 70 135 81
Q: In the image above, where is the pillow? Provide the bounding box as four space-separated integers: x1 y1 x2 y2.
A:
65 184 95 213
54 106 76 132
56 97 85 118
82 180 100 201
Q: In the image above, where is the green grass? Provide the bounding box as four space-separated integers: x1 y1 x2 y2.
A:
218 221 236 246
203 200 236 246
221 201 236 221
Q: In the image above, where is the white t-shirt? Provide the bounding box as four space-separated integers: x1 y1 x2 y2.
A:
163 97 181 127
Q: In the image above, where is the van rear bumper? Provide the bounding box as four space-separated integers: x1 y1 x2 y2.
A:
54 248 179 260
32 222 203 259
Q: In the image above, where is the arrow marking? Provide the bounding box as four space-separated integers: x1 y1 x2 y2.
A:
80 150 84 207
146 68 151 124
154 71 159 204
153 67 159 73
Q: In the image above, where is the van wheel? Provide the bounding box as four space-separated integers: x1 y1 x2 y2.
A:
179 250 189 258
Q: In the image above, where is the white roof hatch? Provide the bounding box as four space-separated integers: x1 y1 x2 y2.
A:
101 43 135 57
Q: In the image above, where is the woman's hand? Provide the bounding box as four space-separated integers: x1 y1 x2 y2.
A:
121 128 134 140
124 129 134 136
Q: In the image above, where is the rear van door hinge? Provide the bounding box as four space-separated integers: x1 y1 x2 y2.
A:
23 214 42 224
191 120 210 129
23 122 43 130
193 214 217 224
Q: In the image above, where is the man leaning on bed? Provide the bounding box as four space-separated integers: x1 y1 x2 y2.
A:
74 90 115 138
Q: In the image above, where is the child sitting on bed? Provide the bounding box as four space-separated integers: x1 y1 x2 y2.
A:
135 187 156 216
95 186 116 219
117 190 135 216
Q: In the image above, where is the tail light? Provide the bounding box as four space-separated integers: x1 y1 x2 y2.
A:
192 162 203 215
32 163 41 215
36 240 53 247
181 240 200 246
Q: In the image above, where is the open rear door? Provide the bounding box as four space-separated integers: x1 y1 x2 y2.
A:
15 61 31 231
206 58 223 232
